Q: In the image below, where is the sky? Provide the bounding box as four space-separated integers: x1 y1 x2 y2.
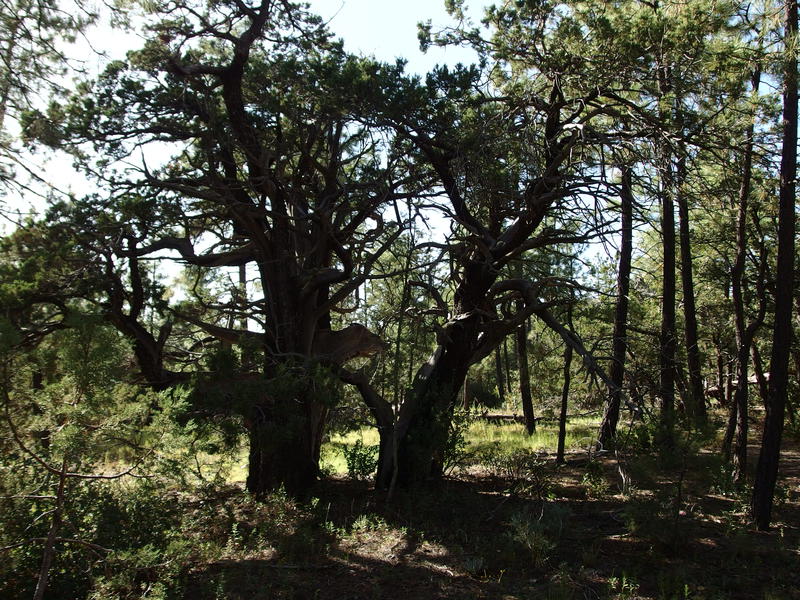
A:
307 0 483 74
0 0 488 232
76 0 486 76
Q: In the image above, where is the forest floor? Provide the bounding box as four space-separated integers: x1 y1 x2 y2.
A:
179 416 800 600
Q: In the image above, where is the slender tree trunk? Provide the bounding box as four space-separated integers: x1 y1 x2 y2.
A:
715 339 726 406
33 457 68 600
751 344 769 405
730 68 762 482
557 337 573 464
393 282 411 407
598 165 634 449
753 0 797 530
495 345 506 405
789 349 799 424
725 359 734 408
503 338 513 395
655 39 677 447
722 393 738 461
343 370 395 491
517 314 535 434
660 161 678 445
676 158 706 425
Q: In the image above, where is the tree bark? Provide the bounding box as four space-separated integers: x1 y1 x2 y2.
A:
722 390 738 461
495 345 507 405
730 67 763 482
655 21 677 448
245 395 321 497
752 0 797 530
394 334 477 487
598 165 634 449
517 314 535 435
557 321 573 464
676 158 706 425
33 457 68 600
751 343 769 405
340 368 395 492
715 337 726 406
660 161 678 445
387 251 499 487
503 338 513 395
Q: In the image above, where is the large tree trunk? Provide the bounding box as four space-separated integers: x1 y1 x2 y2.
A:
598 165 634 449
389 257 496 487
676 158 706 425
393 325 478 487
245 390 323 498
752 0 797 530
246 260 323 497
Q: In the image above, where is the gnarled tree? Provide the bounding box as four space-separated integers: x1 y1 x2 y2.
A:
25 0 425 496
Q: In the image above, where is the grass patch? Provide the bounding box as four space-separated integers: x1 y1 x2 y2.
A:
465 415 598 456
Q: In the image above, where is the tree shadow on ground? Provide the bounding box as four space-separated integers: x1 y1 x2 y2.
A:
183 447 800 600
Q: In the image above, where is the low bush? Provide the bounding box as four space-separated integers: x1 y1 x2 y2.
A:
342 439 379 480
480 445 552 499
504 502 571 569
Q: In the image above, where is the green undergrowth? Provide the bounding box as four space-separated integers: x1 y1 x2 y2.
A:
466 416 598 456
322 428 381 475
3 418 798 600
320 415 600 477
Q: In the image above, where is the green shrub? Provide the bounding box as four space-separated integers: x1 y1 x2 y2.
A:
0 479 188 600
581 459 609 497
89 540 192 600
480 445 552 499
709 462 738 497
622 492 690 555
443 409 473 474
607 572 641 599
504 503 570 568
343 439 378 480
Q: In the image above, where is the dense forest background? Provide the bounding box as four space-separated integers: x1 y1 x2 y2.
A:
1 0 799 598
